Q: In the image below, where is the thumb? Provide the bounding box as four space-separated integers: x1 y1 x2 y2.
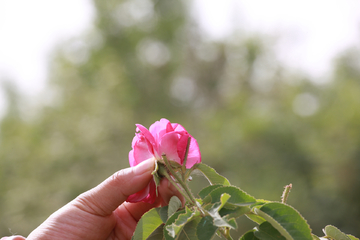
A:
72 158 155 216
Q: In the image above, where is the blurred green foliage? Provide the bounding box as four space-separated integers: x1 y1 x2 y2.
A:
1 0 360 238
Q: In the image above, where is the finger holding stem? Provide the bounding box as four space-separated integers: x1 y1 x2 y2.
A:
162 154 197 206
157 164 195 205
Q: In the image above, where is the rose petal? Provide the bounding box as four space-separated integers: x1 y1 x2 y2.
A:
126 187 149 203
128 119 201 203
149 118 169 144
126 180 151 203
133 137 154 165
126 179 157 203
172 123 186 132
166 121 174 132
185 138 201 168
136 124 156 149
129 149 136 167
177 133 189 164
159 132 181 163
141 179 157 204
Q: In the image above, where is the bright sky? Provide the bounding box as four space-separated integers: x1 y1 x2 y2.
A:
0 0 359 116
0 0 94 90
194 0 360 80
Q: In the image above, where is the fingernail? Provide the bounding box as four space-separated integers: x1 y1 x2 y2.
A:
134 158 155 175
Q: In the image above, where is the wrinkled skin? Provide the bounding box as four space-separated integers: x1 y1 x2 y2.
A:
127 118 201 204
25 159 183 240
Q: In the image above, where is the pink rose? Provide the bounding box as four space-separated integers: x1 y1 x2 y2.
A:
126 118 201 203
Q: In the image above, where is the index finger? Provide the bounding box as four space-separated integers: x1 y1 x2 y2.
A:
72 159 155 216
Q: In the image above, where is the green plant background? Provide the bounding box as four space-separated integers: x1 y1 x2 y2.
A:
1 0 359 238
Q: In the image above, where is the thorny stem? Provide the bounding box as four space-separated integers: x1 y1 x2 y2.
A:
158 165 194 205
161 155 206 216
162 155 198 206
281 183 292 204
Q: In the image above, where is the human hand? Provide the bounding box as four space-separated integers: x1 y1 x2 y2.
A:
26 159 183 240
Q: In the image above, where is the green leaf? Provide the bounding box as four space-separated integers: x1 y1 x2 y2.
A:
168 159 183 169
246 212 266 225
254 202 312 240
216 193 231 212
168 196 183 219
213 215 237 229
347 234 359 240
174 207 200 226
323 225 352 240
347 235 359 240
245 200 268 224
312 234 321 240
219 205 251 219
254 199 272 206
165 206 198 238
205 193 230 217
164 208 201 240
196 198 203 206
198 184 223 199
177 216 201 240
197 215 218 240
166 224 183 238
240 230 260 240
254 221 286 240
204 193 237 229
203 186 256 206
157 206 170 223
191 163 231 186
152 159 159 175
164 209 186 240
152 160 161 196
147 224 165 240
132 207 165 240
173 207 196 226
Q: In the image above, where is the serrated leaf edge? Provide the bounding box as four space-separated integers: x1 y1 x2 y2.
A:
165 206 198 238
323 225 352 240
254 202 312 240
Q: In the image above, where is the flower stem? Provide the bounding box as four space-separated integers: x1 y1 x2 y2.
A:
281 183 292 203
162 155 197 206
181 137 191 178
158 164 194 204
219 228 233 240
